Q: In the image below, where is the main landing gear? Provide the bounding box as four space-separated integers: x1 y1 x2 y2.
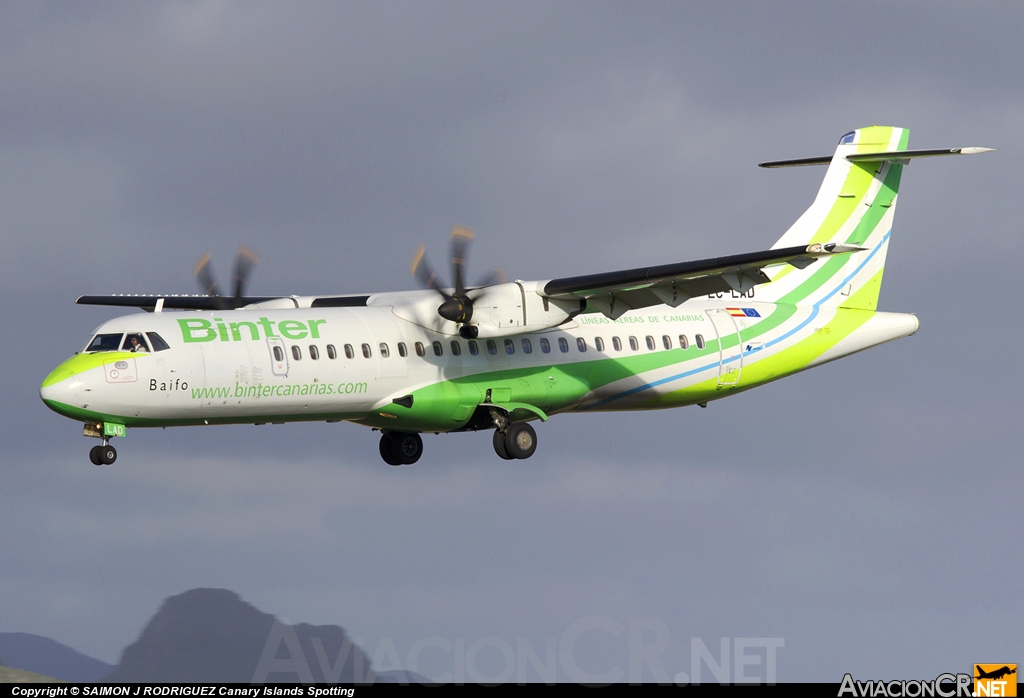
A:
89 440 117 466
493 422 537 460
376 420 538 465
379 431 423 466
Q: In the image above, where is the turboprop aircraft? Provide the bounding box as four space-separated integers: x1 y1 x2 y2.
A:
40 126 992 466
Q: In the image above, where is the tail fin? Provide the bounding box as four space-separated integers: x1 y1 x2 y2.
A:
756 125 909 310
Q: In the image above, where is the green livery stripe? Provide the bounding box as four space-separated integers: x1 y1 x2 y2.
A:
634 304 878 410
41 399 367 428
806 163 875 246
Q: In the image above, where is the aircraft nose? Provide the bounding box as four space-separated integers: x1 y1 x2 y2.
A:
40 358 84 413
40 375 80 410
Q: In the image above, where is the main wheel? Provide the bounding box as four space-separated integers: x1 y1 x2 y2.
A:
379 433 402 466
492 429 514 460
504 423 537 459
100 445 117 465
89 446 103 466
392 432 423 465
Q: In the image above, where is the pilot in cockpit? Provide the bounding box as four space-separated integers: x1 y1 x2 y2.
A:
125 334 149 353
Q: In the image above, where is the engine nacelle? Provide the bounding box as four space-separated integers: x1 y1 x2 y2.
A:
469 281 583 338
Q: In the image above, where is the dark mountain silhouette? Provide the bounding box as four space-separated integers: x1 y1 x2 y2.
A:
0 632 114 682
105 588 376 683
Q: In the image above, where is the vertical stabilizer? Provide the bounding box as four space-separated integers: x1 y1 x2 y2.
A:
757 126 908 310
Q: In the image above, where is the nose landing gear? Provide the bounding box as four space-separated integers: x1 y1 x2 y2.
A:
89 440 117 466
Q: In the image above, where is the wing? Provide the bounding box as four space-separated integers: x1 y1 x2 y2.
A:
76 294 370 311
541 243 863 320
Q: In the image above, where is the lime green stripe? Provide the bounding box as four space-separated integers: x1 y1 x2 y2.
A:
42 352 144 388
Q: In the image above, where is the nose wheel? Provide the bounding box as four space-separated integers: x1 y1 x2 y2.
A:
89 442 117 466
493 423 537 460
379 431 423 465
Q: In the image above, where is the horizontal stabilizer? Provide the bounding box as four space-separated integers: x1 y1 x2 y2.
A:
759 147 994 168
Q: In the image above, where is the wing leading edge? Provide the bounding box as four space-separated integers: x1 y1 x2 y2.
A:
76 294 370 311
541 243 863 320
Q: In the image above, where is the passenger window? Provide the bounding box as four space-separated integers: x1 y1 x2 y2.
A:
292 346 302 360
612 337 622 351
629 336 639 351
309 345 320 360
540 338 550 353
595 337 605 352
146 332 170 352
558 338 569 353
487 340 497 355
327 344 337 359
379 343 390 358
432 341 443 357
468 340 479 355
504 339 515 355
344 344 355 359
679 335 689 350
695 334 705 350
646 336 655 351
415 342 425 357
122 333 150 353
273 346 284 362
398 342 408 357
522 338 532 354
362 343 372 358
450 340 461 356
577 337 587 352
662 335 671 350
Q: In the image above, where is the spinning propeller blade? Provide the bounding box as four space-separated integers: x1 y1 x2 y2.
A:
194 246 260 309
410 226 510 335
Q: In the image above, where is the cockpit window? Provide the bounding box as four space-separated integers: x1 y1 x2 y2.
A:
85 333 124 353
146 332 170 352
122 333 150 353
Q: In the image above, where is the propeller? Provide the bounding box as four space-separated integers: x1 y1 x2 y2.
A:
193 245 260 310
410 226 507 338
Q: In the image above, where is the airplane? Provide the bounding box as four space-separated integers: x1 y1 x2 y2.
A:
40 126 993 466
975 666 1016 681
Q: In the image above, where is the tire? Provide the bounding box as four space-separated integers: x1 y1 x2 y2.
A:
89 446 103 466
504 423 537 460
392 432 423 465
100 445 117 465
492 429 514 460
379 433 402 466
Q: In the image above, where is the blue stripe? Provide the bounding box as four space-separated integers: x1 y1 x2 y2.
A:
583 230 890 409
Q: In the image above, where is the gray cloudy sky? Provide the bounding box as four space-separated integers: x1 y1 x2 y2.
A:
1 1 1021 683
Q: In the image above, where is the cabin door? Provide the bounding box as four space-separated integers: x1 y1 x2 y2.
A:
706 308 743 386
267 337 289 377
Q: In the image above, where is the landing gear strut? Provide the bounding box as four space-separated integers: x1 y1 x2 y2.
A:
492 422 537 460
89 440 117 466
379 431 423 466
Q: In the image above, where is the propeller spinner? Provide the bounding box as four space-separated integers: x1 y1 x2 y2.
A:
410 226 507 338
193 245 260 310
